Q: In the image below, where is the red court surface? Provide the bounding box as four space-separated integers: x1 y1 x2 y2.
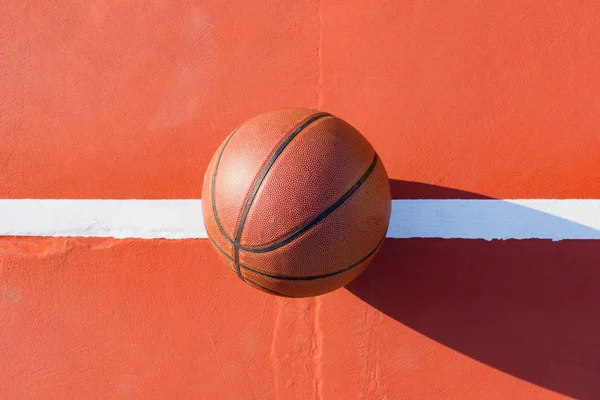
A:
2 1 600 398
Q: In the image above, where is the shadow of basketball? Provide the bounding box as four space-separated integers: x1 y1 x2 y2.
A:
347 180 600 399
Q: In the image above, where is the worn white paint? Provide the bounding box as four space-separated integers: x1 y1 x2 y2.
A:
0 199 598 240
0 200 205 239
388 200 600 240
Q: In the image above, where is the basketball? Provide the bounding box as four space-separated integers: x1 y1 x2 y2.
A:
202 109 391 297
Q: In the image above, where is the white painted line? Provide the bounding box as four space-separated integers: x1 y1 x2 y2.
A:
0 199 599 240
388 200 600 240
0 200 205 239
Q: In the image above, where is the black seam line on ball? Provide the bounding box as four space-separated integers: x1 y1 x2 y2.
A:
231 112 332 278
209 125 248 281
207 234 291 297
248 281 293 298
208 231 386 281
209 114 331 281
211 125 242 246
238 152 379 254
240 234 386 281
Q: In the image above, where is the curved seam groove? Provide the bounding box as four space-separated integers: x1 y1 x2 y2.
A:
245 280 293 298
207 234 290 297
239 153 379 254
208 231 386 281
211 126 242 246
241 234 385 281
231 112 331 276
231 112 333 241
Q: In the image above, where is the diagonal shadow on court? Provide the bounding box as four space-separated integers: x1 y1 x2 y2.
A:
348 179 600 399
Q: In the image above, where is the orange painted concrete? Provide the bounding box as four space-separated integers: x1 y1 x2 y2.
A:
2 0 600 398
0 238 584 399
2 0 600 199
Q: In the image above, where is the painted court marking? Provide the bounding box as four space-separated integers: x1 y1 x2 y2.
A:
0 199 599 240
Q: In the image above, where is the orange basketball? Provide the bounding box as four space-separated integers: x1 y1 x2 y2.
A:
202 109 391 297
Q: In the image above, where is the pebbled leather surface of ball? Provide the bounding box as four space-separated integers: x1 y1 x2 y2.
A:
202 109 391 297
